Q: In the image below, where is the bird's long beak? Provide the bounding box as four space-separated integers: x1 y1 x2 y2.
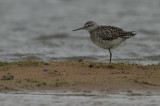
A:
73 27 84 31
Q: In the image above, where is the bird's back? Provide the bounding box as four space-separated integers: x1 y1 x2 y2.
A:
90 26 135 40
89 25 136 49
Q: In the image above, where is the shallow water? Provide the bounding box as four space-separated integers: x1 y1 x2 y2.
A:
0 91 160 106
0 0 160 65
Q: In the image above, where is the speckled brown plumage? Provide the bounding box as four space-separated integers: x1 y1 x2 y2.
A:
89 26 136 41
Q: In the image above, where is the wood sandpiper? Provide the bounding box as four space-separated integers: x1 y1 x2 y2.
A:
73 21 136 63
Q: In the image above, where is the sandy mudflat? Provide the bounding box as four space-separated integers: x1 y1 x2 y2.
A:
0 61 160 92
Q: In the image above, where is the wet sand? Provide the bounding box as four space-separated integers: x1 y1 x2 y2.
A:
0 61 160 93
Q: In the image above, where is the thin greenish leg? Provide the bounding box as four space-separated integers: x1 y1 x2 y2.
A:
108 49 112 63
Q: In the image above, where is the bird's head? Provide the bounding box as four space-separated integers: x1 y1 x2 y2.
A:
73 21 98 32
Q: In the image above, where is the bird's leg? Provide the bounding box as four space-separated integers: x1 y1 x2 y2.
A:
108 49 112 63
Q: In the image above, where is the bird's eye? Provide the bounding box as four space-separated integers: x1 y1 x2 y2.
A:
87 24 91 27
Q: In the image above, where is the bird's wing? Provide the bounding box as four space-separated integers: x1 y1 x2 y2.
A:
103 26 124 33
94 26 124 40
93 26 136 40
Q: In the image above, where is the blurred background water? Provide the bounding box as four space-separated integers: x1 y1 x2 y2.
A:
0 0 160 65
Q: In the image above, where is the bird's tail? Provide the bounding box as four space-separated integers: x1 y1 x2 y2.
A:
120 31 137 39
131 31 137 36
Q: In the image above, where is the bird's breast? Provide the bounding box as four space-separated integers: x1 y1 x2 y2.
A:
90 34 125 49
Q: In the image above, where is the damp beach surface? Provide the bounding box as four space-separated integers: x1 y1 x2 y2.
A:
0 61 160 92
0 61 160 106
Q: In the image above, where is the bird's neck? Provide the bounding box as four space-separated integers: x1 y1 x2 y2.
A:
88 25 99 33
88 26 98 33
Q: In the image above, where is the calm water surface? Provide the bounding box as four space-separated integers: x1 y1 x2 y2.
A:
0 0 160 65
0 91 160 106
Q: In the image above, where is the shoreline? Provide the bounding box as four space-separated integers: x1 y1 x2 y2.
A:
0 61 160 93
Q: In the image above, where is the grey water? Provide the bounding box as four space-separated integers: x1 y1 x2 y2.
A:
0 0 160 65
0 91 160 106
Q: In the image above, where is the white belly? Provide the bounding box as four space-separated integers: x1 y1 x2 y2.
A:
91 37 125 49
